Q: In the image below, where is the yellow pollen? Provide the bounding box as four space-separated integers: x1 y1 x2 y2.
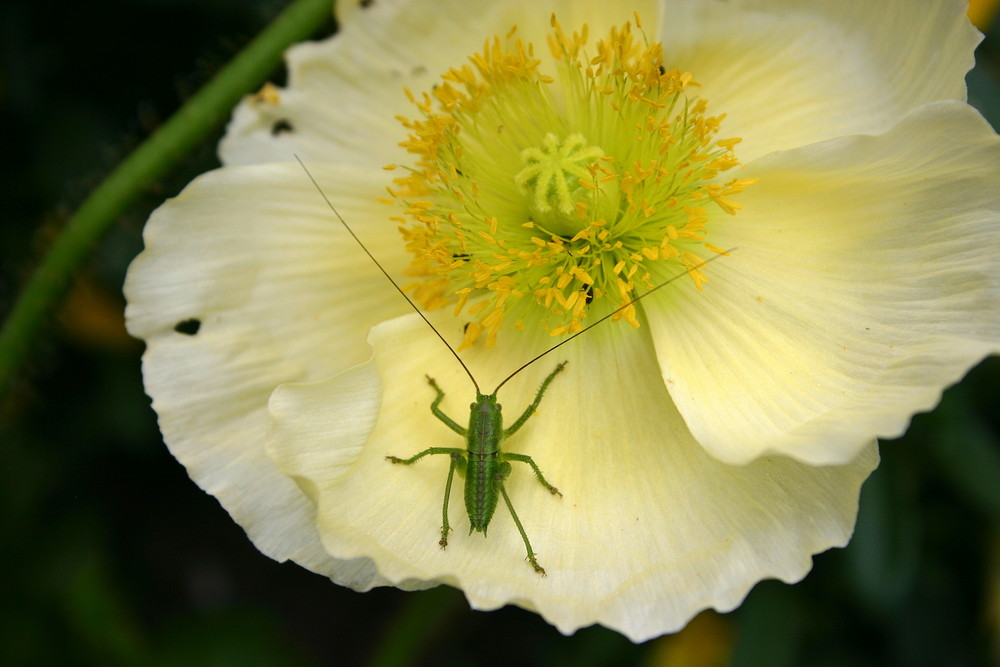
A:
389 16 751 347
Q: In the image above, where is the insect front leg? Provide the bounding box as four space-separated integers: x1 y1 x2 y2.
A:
495 462 547 576
504 361 567 437
426 375 466 435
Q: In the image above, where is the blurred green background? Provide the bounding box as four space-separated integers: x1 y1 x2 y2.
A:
2 1 1000 665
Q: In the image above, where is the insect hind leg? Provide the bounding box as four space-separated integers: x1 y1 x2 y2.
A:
439 451 466 548
386 447 466 549
498 482 547 575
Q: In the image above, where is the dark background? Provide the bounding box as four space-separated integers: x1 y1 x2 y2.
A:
2 1 1000 665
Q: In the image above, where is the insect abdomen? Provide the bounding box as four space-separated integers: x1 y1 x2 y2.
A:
465 394 504 533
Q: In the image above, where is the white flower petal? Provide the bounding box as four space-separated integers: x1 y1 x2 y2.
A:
659 0 980 162
124 162 410 583
269 313 877 641
648 102 1000 465
265 350 434 591
221 0 658 167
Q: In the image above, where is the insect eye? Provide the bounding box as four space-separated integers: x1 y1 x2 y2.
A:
469 403 476 410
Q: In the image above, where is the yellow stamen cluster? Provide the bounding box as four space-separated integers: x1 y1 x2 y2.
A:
388 14 753 348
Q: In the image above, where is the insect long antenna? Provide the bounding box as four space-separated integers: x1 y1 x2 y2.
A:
491 250 736 394
297 156 481 394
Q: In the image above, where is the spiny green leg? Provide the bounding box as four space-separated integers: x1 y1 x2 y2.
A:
438 451 466 548
426 375 466 435
386 448 466 549
385 379 471 550
503 452 562 497
504 361 567 437
496 464 546 576
385 447 464 465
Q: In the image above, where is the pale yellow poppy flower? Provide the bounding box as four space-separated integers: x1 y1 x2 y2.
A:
125 0 999 641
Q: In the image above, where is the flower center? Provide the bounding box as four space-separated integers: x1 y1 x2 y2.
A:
388 15 753 348
516 133 604 224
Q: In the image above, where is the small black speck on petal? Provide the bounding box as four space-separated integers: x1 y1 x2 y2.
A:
271 119 294 136
174 318 201 336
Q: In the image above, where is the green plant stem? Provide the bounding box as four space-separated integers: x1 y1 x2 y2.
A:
0 0 334 398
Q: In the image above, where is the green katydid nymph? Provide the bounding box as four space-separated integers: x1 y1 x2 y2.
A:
386 363 566 575
298 157 732 575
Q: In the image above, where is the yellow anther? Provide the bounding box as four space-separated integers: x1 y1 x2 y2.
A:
391 15 749 346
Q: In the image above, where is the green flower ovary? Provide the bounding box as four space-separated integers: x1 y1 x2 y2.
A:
516 133 605 218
